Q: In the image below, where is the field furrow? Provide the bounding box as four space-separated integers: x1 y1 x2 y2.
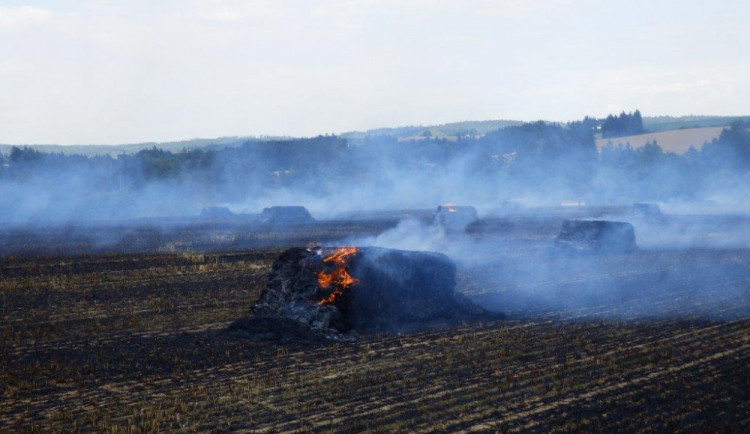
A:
1 244 748 431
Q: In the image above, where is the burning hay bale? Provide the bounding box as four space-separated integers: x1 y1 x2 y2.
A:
554 220 637 253
260 206 314 224
433 204 479 232
229 246 497 341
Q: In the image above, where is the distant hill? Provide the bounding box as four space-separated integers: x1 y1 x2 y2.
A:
342 119 526 141
0 136 266 157
595 127 726 154
642 115 750 132
2 115 749 156
345 116 750 141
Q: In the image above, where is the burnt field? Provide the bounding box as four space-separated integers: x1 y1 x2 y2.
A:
1 216 749 432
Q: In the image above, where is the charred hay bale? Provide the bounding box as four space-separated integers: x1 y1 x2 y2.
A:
347 247 487 330
631 202 662 217
200 206 235 219
260 206 314 224
555 220 636 253
231 246 495 340
433 205 479 232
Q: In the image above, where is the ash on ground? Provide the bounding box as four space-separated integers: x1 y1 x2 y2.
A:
228 246 502 341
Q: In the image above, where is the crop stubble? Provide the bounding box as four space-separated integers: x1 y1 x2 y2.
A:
1 239 748 432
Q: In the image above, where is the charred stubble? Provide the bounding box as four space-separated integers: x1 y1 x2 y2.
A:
1 222 748 432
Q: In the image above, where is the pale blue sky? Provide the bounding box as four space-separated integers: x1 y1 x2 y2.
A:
1 0 748 144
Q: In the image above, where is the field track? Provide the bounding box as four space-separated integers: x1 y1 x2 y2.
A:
1 243 749 432
595 126 725 154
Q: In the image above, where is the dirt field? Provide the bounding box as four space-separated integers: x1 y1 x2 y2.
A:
595 127 726 154
1 221 749 432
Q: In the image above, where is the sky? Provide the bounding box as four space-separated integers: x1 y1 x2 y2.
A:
0 0 748 145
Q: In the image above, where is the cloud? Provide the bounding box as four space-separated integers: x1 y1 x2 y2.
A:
0 6 56 32
204 8 245 22
179 0 282 23
478 0 588 16
0 0 748 144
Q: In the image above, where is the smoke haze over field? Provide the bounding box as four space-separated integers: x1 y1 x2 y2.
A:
1 118 749 224
1 1 749 227
341 214 750 320
338 220 749 325
1 119 748 323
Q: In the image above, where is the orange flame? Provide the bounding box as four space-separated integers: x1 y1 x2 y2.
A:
441 203 457 213
316 247 358 305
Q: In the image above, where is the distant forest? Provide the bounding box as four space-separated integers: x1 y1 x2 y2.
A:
1 113 748 222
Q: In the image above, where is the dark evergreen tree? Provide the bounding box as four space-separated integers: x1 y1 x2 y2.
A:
701 120 750 170
602 110 645 138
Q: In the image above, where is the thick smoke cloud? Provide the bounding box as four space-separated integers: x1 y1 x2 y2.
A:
1 118 748 224
342 214 749 320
